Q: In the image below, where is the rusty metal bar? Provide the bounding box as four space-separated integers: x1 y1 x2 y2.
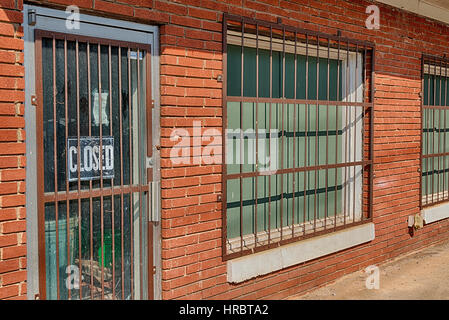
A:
226 96 372 107
292 31 297 238
137 48 143 299
255 23 259 246
128 47 134 299
108 44 116 300
118 46 125 300
343 41 349 227
303 33 309 236
75 39 83 300
87 41 94 300
51 36 60 301
335 37 340 230
353 44 358 224
324 38 330 229
97 42 105 300
280 26 285 240
63 37 71 300
442 62 449 200
314 35 319 233
362 44 366 220
240 23 244 255
268 25 273 246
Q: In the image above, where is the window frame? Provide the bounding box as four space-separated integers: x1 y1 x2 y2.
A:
222 13 376 261
421 54 449 209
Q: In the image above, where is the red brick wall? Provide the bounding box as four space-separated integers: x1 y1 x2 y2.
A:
0 0 27 300
2 0 449 300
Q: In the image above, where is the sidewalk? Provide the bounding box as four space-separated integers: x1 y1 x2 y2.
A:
290 239 449 300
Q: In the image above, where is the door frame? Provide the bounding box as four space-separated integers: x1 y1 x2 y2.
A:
23 4 161 300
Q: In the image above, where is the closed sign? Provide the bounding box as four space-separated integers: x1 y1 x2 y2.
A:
67 136 114 182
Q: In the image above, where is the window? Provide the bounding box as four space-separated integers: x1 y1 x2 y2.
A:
222 15 375 259
422 55 449 208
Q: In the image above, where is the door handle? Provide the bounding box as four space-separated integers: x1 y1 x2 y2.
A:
149 180 160 222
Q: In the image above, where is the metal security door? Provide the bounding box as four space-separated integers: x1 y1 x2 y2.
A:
34 30 153 300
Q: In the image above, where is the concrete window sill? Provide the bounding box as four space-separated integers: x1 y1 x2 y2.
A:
227 222 375 284
421 202 449 225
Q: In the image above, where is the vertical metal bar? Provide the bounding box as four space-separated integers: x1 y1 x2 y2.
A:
137 48 143 299
303 34 309 235
292 31 297 238
280 27 285 240
240 23 244 254
369 46 376 220
64 37 71 300
97 42 105 300
325 38 330 229
353 44 358 222
128 47 134 299
255 23 259 248
343 41 349 226
442 61 449 199
432 60 436 204
438 60 444 201
314 36 319 233
145 48 154 300
52 36 60 301
222 14 228 259
34 32 47 300
118 47 125 300
108 44 116 299
438 58 442 201
362 45 367 220
427 61 430 206
87 41 94 300
75 39 83 300
420 57 424 209
268 26 273 245
334 38 340 230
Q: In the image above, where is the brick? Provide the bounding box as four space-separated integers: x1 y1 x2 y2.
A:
0 194 25 207
94 0 134 16
0 234 17 248
1 270 26 285
0 259 19 273
0 168 25 181
0 37 23 51
1 244 26 259
0 285 19 299
1 220 26 234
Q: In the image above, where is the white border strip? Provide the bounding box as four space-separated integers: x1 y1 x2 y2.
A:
422 202 449 224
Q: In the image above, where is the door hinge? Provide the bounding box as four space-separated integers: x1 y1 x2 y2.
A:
146 156 154 169
31 95 38 106
153 266 156 275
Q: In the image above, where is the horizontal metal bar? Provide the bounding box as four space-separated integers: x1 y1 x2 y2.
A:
223 219 373 261
43 184 149 203
226 160 371 180
422 152 449 159
423 105 449 110
224 13 376 49
226 96 373 108
423 54 449 64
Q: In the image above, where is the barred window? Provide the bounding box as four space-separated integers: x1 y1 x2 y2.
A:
222 15 375 259
422 56 449 207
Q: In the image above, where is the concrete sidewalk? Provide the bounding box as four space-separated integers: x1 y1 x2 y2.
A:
290 239 449 300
